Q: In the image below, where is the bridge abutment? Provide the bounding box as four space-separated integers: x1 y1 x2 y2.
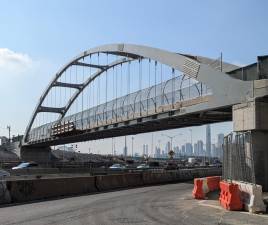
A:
20 146 54 165
233 99 268 191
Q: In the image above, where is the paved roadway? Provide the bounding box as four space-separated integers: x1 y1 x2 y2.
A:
0 182 267 225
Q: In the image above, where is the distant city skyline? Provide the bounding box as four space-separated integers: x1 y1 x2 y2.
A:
76 122 231 155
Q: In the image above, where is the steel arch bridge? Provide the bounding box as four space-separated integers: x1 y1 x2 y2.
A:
23 43 260 148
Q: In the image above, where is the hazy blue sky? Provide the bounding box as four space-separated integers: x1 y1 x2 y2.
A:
0 0 267 154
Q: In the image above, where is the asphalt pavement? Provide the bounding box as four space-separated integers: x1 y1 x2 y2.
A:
0 182 267 225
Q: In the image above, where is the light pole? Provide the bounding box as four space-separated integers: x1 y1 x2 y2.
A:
111 138 114 155
131 136 134 157
7 125 11 142
161 133 182 152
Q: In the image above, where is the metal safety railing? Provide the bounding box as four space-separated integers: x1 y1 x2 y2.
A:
223 131 255 184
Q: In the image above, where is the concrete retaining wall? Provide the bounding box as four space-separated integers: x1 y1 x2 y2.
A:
1 167 221 205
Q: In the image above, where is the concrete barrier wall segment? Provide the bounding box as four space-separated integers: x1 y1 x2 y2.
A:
7 176 97 202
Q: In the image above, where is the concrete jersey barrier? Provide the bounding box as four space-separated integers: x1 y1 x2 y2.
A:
0 180 11 204
232 180 266 213
8 176 97 202
0 167 222 205
96 173 143 191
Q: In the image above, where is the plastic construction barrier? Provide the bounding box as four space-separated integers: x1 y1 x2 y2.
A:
219 181 243 211
192 176 221 199
207 176 221 191
232 181 266 213
192 178 208 199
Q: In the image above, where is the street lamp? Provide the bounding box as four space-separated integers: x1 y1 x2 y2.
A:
161 133 183 152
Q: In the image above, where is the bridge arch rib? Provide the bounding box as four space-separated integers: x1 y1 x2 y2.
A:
24 43 251 143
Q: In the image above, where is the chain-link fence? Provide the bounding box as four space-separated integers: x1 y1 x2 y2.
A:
223 131 255 183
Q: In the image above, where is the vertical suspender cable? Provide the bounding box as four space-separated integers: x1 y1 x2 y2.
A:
139 58 142 116
161 64 163 105
112 66 114 119
82 57 85 129
75 64 78 125
69 66 72 117
148 59 150 114
127 61 130 118
97 53 100 125
154 61 157 112
172 68 175 107
105 53 108 121
89 55 92 126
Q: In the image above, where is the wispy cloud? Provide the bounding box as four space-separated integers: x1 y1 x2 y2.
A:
0 48 34 75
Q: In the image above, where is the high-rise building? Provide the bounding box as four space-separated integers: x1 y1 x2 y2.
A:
197 140 204 156
143 144 149 156
165 141 171 153
211 144 216 157
174 146 180 158
154 146 161 158
217 133 224 148
181 145 186 156
185 143 193 156
217 133 224 159
206 125 211 157
194 143 198 156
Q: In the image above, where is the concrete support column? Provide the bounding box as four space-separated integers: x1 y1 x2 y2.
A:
233 99 268 191
250 131 268 190
20 146 54 165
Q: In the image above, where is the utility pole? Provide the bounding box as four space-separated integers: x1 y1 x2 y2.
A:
6 125 11 142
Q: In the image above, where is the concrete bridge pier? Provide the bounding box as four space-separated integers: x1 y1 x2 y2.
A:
20 146 54 165
233 98 268 191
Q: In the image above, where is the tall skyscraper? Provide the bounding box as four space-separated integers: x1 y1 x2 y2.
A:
217 133 224 159
154 146 161 158
181 145 186 156
206 125 211 157
197 140 204 156
194 143 198 156
217 133 224 148
211 144 216 157
185 143 193 156
165 141 171 153
143 144 149 156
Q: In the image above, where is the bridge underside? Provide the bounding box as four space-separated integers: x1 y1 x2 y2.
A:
26 106 232 148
